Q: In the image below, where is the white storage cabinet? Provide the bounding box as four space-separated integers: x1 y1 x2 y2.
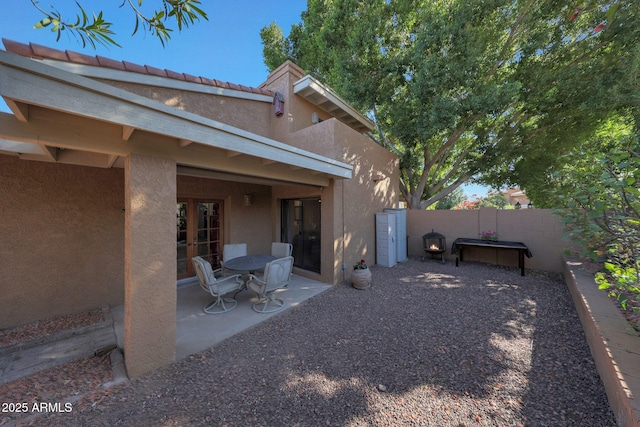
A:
384 208 408 262
376 212 397 267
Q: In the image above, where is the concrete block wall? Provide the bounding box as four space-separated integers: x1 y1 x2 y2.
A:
406 208 569 273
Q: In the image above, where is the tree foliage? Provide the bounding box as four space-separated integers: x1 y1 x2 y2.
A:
434 187 465 210
478 193 509 209
553 114 640 307
31 0 208 48
261 0 638 209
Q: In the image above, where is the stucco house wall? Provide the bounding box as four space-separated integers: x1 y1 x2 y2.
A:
0 155 125 328
102 80 274 139
177 175 273 255
288 118 399 282
0 41 400 374
259 62 337 145
124 153 177 377
0 165 280 329
261 61 399 284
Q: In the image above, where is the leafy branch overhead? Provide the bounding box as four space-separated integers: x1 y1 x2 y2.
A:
261 0 636 209
31 0 208 48
554 119 640 310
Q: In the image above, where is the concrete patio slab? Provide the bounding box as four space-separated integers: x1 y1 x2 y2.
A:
0 273 331 385
111 273 332 361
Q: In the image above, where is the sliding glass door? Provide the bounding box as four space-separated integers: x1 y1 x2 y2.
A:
281 198 321 273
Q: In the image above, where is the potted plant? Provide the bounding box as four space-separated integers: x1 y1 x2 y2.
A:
351 259 372 289
479 230 499 241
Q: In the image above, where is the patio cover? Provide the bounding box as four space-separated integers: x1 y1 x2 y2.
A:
0 49 353 187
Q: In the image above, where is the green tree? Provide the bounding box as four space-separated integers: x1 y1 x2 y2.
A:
478 193 509 209
482 3 639 206
31 0 208 48
435 187 465 210
261 0 637 209
552 114 640 308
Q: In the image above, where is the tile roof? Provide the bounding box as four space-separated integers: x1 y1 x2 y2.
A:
1 38 272 97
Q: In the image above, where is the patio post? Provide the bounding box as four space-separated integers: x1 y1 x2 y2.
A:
124 153 177 378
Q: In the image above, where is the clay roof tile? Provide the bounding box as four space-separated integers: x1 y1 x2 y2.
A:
213 79 230 88
123 61 147 74
165 69 185 80
144 65 166 77
31 42 68 61
2 39 269 96
183 73 202 84
96 55 126 71
2 38 35 58
254 87 273 96
66 50 100 66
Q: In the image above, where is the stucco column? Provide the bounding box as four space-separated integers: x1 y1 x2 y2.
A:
326 180 343 285
124 153 177 378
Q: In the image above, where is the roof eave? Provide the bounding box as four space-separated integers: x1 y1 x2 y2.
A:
293 75 374 134
0 49 353 183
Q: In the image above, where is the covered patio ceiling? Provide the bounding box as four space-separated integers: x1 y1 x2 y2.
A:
0 50 353 187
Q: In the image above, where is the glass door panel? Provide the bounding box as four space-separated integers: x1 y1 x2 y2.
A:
176 200 223 280
281 198 321 273
301 199 321 272
196 202 222 269
176 202 189 278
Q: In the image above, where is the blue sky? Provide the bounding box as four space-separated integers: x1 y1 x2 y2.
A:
462 183 492 199
1 1 308 87
1 1 489 197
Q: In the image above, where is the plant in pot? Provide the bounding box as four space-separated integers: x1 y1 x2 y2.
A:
479 230 499 241
351 259 372 289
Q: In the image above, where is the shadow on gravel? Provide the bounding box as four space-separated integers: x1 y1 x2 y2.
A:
56 260 615 426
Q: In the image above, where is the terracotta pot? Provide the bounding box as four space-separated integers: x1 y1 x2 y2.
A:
351 268 372 289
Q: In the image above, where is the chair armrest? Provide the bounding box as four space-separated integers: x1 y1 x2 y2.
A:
247 274 266 294
217 274 244 284
208 274 244 294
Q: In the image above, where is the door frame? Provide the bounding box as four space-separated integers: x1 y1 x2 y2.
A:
281 197 321 274
177 199 224 280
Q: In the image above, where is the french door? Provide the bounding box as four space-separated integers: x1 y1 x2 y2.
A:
281 198 321 273
177 200 223 279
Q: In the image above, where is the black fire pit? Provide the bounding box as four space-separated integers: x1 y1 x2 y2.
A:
422 229 447 263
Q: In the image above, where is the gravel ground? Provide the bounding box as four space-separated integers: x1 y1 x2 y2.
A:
3 259 616 426
0 309 104 348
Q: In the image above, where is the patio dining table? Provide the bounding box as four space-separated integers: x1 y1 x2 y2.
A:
224 254 277 274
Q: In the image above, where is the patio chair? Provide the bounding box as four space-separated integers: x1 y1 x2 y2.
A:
192 256 244 314
254 242 293 277
271 242 293 258
222 243 248 274
247 256 293 313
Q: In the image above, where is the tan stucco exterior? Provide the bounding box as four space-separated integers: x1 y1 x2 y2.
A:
102 80 274 139
261 62 399 283
287 118 399 282
124 153 177 377
0 155 125 326
0 43 398 377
